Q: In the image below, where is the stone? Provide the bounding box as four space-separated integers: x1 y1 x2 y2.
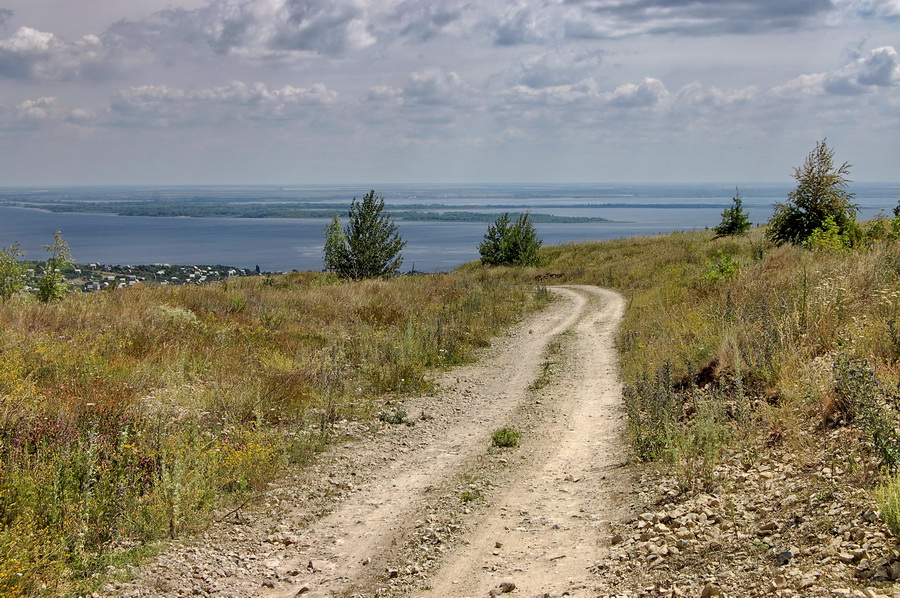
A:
776 550 794 566
700 584 721 598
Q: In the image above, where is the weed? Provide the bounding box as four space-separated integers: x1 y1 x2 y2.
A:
491 428 521 448
704 250 739 283
833 355 900 471
529 359 556 390
460 490 482 502
876 475 900 537
378 409 411 426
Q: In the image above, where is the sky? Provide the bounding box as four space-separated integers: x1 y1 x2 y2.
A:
0 0 897 185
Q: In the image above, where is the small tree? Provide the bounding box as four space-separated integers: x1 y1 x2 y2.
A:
0 243 25 302
323 190 406 279
767 139 859 247
713 187 751 238
36 230 73 303
479 212 542 266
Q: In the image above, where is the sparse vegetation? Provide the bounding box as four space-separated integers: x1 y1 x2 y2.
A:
491 427 521 448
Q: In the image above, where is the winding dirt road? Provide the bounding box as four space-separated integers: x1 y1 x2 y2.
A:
107 286 631 598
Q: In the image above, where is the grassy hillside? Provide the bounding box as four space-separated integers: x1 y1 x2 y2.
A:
469 223 900 500
0 271 547 596
7 219 900 595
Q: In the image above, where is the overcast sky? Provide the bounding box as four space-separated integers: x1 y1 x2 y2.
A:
0 0 897 185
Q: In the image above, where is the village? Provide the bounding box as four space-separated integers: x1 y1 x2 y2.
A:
21 262 262 294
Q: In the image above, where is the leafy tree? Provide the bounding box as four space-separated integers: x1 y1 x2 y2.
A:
713 187 751 238
479 212 543 266
323 190 406 279
0 242 25 302
767 139 859 247
36 230 73 303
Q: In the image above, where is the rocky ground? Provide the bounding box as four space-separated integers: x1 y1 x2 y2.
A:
596 423 900 598
96 286 900 598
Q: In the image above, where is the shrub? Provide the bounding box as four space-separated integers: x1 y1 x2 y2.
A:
0 243 25 302
877 475 900 537
479 212 542 267
36 231 73 303
491 427 521 447
713 188 751 238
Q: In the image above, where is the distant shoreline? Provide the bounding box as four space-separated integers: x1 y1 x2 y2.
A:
0 201 618 223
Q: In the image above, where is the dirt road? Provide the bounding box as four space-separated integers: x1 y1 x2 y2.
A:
107 285 631 598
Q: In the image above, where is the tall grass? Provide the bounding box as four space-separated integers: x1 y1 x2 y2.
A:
0 270 544 595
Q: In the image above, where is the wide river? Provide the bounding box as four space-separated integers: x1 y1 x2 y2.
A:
1 183 897 272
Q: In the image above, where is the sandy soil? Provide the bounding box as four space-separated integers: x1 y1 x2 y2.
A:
104 285 631 598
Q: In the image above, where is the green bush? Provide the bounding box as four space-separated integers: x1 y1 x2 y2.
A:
491 427 521 447
479 212 542 267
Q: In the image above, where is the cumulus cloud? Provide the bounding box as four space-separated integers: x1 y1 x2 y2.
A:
109 80 337 125
401 68 474 106
502 76 670 110
110 0 377 60
9 96 96 127
824 45 900 93
0 26 119 80
674 83 758 108
772 45 900 96
604 77 668 108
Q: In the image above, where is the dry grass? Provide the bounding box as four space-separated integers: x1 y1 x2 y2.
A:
474 226 900 491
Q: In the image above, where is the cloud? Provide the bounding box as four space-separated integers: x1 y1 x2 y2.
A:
6 96 97 128
824 45 900 93
0 8 12 28
110 0 377 60
390 0 468 42
604 77 668 107
0 26 119 80
492 5 551 46
674 83 759 109
513 49 604 89
562 0 837 38
108 80 337 125
401 68 475 106
845 0 900 18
